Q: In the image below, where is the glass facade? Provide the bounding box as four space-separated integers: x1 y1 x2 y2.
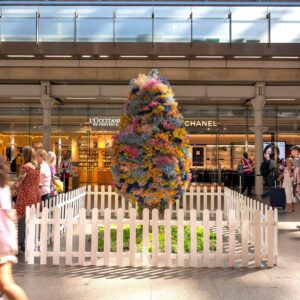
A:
1 103 300 186
1 4 300 43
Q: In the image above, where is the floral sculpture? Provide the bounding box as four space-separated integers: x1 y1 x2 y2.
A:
112 70 190 209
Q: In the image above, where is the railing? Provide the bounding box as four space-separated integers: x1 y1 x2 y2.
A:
25 186 278 268
87 185 224 217
26 206 277 268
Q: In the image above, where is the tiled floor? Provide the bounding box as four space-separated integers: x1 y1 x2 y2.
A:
12 201 300 300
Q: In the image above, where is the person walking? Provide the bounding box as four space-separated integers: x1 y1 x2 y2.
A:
15 150 23 178
14 146 40 251
282 158 296 212
261 153 277 198
0 155 28 300
37 149 51 202
59 154 73 193
240 152 254 196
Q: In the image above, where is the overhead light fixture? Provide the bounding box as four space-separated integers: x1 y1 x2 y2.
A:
44 55 73 58
111 97 126 101
210 98 241 101
158 55 186 58
120 55 148 58
195 56 224 59
266 98 295 101
233 56 262 59
11 96 40 100
66 97 96 100
272 56 299 59
7 55 35 58
81 55 92 58
99 55 110 58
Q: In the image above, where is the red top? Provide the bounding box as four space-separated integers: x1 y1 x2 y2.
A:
16 164 40 217
241 158 253 175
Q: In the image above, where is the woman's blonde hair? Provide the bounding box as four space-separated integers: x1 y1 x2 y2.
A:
22 146 37 165
286 158 294 165
37 149 47 161
47 151 57 167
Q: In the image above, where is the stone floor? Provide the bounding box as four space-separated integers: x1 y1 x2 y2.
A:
12 200 300 300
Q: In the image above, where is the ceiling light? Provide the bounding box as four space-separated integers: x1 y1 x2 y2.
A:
233 56 262 59
7 55 35 58
99 55 110 58
210 98 241 101
111 97 126 101
120 55 148 58
44 55 72 58
195 56 224 59
11 96 40 100
81 55 92 58
272 56 299 59
266 98 295 101
66 97 96 100
158 55 186 58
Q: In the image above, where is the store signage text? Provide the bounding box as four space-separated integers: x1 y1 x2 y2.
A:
184 120 217 127
90 118 120 127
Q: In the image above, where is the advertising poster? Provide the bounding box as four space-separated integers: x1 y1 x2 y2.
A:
263 142 286 161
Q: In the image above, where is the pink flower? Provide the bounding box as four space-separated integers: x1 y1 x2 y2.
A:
149 101 159 108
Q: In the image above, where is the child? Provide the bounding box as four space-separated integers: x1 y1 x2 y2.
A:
0 155 28 300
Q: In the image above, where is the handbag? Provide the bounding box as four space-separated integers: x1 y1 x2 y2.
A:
0 209 18 256
55 179 64 193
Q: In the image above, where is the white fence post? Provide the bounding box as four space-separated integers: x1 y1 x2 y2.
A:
78 208 86 266
104 208 111 266
177 209 184 267
152 209 159 267
267 208 274 268
254 210 262 267
40 208 49 265
228 209 235 267
242 209 249 268
117 208 123 267
164 209 172 267
53 207 61 265
190 209 197 268
216 209 223 267
203 209 210 268
142 209 149 266
91 208 98 266
129 208 136 267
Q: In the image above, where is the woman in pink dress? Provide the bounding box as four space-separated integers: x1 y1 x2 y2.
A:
15 146 40 250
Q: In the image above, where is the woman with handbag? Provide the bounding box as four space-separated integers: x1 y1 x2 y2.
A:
0 155 28 300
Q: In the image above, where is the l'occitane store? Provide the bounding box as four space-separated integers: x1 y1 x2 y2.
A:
1 105 300 186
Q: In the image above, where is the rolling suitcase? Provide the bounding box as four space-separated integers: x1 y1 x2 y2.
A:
269 187 286 210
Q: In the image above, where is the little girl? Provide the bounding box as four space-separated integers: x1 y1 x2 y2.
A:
0 155 28 300
282 158 296 212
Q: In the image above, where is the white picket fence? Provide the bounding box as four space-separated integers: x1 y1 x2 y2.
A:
87 185 224 217
25 206 277 268
26 186 87 247
25 185 278 268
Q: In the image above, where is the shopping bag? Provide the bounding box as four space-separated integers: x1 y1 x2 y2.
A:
0 209 18 256
55 179 64 193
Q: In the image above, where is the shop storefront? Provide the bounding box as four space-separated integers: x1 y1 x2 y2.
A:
1 103 299 187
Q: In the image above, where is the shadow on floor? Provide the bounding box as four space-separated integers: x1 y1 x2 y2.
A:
14 263 265 281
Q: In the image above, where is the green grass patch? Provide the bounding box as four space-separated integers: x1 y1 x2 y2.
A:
98 225 216 253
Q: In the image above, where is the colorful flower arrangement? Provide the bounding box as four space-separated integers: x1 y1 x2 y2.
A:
112 70 191 207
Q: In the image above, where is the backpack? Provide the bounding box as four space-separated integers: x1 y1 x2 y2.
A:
260 160 270 177
10 157 17 173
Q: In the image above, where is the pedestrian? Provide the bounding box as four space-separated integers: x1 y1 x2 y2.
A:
15 150 23 178
261 153 277 198
47 151 58 197
290 145 300 197
37 149 51 202
0 155 28 300
239 152 254 196
14 146 40 251
282 158 296 212
59 154 73 193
